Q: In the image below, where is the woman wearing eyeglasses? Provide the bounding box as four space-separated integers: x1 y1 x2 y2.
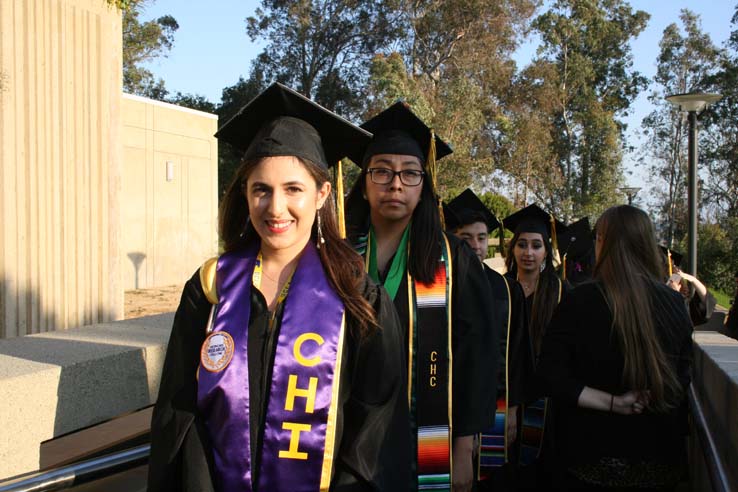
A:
345 102 498 492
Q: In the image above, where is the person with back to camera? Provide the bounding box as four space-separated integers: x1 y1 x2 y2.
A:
537 205 693 491
146 83 410 492
724 271 738 339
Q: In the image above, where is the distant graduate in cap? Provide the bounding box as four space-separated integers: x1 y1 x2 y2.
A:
558 217 595 286
148 83 410 492
501 203 568 472
660 245 716 327
447 188 533 484
345 102 499 491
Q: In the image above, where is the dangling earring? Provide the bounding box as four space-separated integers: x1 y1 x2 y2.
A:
317 211 325 248
239 216 251 238
540 260 546 273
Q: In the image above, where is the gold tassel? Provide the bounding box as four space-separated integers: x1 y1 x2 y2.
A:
499 220 506 257
427 129 445 226
667 249 673 276
549 213 559 253
336 160 346 239
562 253 567 281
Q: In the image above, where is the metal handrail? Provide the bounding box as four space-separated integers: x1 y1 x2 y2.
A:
688 383 731 492
0 444 149 492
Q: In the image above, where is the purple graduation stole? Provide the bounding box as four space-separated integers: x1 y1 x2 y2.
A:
411 234 453 491
479 277 513 477
197 242 346 492
519 277 562 465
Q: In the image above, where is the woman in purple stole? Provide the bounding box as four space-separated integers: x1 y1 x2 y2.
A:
147 83 410 492
344 102 499 492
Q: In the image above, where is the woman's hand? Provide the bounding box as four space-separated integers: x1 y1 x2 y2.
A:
452 435 474 492
612 390 650 415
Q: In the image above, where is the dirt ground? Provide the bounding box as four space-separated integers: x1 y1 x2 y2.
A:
124 285 183 319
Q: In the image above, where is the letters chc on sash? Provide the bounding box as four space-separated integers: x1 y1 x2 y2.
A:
279 332 325 460
429 350 438 387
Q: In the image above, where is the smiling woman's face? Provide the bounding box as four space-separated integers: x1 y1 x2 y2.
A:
514 232 547 274
363 153 424 227
245 156 329 257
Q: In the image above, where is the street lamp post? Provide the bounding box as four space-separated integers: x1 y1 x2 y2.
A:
665 92 722 276
619 186 641 206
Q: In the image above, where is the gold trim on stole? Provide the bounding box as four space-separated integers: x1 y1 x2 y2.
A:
319 313 347 490
443 233 454 482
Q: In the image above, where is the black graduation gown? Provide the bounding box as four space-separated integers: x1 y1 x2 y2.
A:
687 289 717 328
536 281 693 488
386 235 498 439
725 292 738 339
483 265 532 410
147 268 410 492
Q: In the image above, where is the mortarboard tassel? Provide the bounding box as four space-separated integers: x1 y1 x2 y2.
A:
549 213 560 266
427 128 445 228
667 249 673 276
562 253 567 281
499 220 506 257
336 160 346 239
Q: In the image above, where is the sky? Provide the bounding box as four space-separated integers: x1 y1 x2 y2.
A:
139 0 737 195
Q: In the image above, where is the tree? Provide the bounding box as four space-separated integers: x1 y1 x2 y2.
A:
246 0 401 116
122 0 179 99
519 0 649 220
366 0 537 199
701 6 738 221
166 92 217 113
639 9 720 246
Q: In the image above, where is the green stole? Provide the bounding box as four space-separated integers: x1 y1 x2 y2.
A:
366 224 410 300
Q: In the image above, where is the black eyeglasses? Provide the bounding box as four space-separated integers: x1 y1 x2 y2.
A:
366 168 425 186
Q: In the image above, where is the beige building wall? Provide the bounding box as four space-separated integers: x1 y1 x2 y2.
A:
122 94 218 290
0 0 123 338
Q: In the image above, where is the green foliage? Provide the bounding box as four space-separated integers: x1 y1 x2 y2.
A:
519 0 649 220
640 9 720 245
712 289 732 310
696 220 738 294
167 92 217 113
122 1 179 99
246 0 401 117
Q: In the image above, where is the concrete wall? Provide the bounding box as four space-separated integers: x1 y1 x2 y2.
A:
121 94 218 290
0 0 123 338
689 331 738 491
0 313 172 479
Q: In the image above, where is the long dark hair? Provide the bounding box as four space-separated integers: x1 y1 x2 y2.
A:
219 156 378 338
594 205 681 412
346 161 442 284
505 231 560 357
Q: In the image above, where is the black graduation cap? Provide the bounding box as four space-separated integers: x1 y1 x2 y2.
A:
502 204 566 241
214 82 372 168
558 217 593 262
359 101 453 166
442 202 461 231
447 188 501 232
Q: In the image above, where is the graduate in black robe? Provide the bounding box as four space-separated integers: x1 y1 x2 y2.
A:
345 103 498 492
147 83 410 492
661 247 717 327
445 189 533 491
501 204 568 489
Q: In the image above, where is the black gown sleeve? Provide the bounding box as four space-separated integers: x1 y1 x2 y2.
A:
449 236 499 436
147 271 216 492
689 289 716 326
507 278 533 408
332 278 411 492
535 291 586 408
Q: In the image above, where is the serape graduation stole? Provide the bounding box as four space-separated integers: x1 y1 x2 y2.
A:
360 228 454 490
519 277 563 466
478 276 513 477
410 234 453 491
196 242 346 492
